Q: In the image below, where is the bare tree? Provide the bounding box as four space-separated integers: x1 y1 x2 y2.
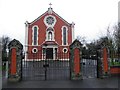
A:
1 36 11 61
76 36 86 45
113 22 120 54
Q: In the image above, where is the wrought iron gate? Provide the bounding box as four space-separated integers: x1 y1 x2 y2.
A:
81 50 99 79
81 59 97 79
22 52 70 80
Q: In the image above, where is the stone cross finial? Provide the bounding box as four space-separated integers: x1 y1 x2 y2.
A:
48 3 53 14
49 3 52 8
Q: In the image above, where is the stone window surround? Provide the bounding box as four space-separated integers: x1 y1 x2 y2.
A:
32 25 39 45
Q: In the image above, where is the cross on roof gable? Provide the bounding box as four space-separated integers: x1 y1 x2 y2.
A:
49 3 52 8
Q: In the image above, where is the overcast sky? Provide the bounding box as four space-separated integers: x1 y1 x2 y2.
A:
0 0 119 44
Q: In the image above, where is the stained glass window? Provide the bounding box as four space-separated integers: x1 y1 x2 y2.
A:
63 27 67 45
33 26 37 45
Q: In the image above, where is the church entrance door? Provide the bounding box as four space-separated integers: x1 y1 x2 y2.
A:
46 48 53 59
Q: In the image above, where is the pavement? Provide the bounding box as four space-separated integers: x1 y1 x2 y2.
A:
2 76 120 89
1 62 120 89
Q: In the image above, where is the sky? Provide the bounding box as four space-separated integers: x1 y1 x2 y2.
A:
0 0 119 44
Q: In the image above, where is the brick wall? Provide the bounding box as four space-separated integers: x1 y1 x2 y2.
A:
110 66 120 74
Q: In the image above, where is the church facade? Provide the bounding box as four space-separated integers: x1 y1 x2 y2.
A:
25 6 75 60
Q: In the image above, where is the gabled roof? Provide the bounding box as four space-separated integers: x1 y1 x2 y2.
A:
70 39 82 48
29 8 71 26
8 39 23 49
29 11 48 25
52 11 71 26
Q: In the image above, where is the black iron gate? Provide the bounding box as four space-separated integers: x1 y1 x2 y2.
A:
81 49 99 79
81 59 97 79
22 52 70 80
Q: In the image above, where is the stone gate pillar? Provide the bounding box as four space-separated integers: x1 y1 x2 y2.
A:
70 39 82 80
8 39 23 82
98 45 110 78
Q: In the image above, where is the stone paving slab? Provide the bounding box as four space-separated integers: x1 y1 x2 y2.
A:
2 76 119 88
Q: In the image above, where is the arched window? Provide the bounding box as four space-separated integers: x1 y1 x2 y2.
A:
62 26 68 45
46 28 54 41
32 25 38 45
48 32 52 41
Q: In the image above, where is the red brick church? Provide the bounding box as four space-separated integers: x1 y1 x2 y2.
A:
25 5 75 60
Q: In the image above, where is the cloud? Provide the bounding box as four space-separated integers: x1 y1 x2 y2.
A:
0 0 118 44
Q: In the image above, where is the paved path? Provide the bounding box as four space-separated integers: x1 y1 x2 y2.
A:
2 76 119 88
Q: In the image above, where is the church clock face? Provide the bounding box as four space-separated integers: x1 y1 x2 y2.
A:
46 16 54 25
44 15 56 27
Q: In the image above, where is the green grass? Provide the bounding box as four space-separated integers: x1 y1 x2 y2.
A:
110 62 120 66
1 65 6 70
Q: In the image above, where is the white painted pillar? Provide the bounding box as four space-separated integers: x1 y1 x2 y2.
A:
25 21 29 60
71 22 75 42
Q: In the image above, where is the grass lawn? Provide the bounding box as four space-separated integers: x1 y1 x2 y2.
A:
110 62 120 66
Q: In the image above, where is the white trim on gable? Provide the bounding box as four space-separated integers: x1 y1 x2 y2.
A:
53 11 71 26
30 11 48 25
30 9 71 27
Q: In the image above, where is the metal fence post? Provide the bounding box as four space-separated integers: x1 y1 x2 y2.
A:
5 61 8 78
96 50 99 78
